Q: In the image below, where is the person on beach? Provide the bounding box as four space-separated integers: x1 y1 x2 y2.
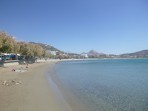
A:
26 63 29 68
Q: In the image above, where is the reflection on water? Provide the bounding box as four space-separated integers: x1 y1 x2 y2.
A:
54 59 148 111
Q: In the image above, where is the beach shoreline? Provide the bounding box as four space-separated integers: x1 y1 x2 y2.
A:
0 61 74 111
47 62 91 111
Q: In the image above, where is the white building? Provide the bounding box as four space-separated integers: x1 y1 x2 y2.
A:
48 51 58 56
81 53 88 58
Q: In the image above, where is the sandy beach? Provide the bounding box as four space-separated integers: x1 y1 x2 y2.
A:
0 61 74 111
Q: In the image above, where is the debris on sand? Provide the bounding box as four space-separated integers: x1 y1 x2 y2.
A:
12 67 28 73
1 80 22 86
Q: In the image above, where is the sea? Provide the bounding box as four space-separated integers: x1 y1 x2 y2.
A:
51 59 148 111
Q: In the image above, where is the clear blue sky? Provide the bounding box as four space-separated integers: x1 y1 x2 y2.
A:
0 0 148 54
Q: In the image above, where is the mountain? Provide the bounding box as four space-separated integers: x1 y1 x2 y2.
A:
29 42 148 58
87 50 107 58
86 49 148 58
120 50 148 58
29 42 61 52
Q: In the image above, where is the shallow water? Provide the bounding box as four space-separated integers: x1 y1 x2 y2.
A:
53 59 148 111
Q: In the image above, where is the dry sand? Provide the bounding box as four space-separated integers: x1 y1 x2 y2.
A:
0 61 73 111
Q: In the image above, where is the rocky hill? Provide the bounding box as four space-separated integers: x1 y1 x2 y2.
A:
120 50 148 58
87 50 107 58
30 42 61 52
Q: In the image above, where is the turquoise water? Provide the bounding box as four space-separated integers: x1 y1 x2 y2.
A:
54 59 148 111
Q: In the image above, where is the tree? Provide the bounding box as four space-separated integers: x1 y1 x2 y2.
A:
0 32 16 53
0 31 47 58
